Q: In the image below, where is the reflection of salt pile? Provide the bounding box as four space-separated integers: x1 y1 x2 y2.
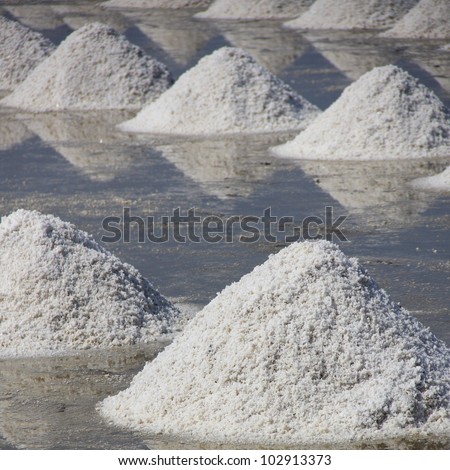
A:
158 138 274 199
0 23 172 112
412 166 450 191
304 31 394 80
414 53 450 92
25 113 134 182
4 5 64 31
218 21 308 74
195 0 314 20
273 65 450 160
100 241 450 446
103 0 212 8
120 47 320 135
0 17 55 90
0 210 181 357
0 119 33 151
381 0 450 39
284 0 419 30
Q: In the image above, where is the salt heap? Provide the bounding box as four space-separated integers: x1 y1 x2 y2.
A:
0 210 181 357
381 0 450 39
0 16 55 90
195 0 314 20
100 240 450 445
272 65 450 160
119 47 321 135
102 0 212 8
284 0 419 30
412 166 450 191
0 23 173 112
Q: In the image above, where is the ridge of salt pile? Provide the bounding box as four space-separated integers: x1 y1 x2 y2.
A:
119 47 321 135
0 210 181 357
0 23 173 112
412 166 450 191
381 0 450 39
272 64 450 160
100 240 450 446
284 0 419 31
195 0 315 20
0 16 55 90
103 0 212 8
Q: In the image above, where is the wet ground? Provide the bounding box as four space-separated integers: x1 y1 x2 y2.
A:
0 0 449 449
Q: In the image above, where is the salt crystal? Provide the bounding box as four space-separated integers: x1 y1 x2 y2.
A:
272 65 450 160
0 210 181 357
100 240 450 446
412 166 450 191
119 47 321 135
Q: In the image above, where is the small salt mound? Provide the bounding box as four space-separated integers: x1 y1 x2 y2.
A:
195 0 314 20
100 241 450 446
0 210 181 357
272 65 450 160
0 16 55 90
102 0 212 8
119 47 320 135
412 166 450 191
0 23 172 112
284 0 419 30
381 0 450 39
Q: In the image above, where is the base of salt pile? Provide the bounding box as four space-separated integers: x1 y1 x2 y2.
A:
100 240 450 446
0 210 181 357
412 166 450 191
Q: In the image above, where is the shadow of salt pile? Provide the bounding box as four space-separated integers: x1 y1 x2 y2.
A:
118 8 216 66
296 158 449 227
212 20 309 74
304 31 396 81
52 3 131 33
4 5 64 31
157 137 276 200
0 346 163 449
25 112 136 182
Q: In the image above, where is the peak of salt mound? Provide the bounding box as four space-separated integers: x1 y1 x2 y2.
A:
103 0 212 8
195 0 314 20
381 0 450 39
0 210 181 357
412 166 450 191
284 0 419 30
272 65 450 160
100 240 450 445
0 16 55 90
119 47 321 135
0 23 173 112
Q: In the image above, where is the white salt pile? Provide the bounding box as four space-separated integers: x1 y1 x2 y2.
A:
195 0 314 20
284 0 419 30
0 16 55 90
412 166 450 191
119 47 321 135
0 23 172 112
381 0 450 39
272 65 450 160
100 240 450 445
103 0 212 8
0 210 181 357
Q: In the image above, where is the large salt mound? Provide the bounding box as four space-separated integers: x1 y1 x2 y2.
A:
0 210 181 357
100 240 450 445
284 0 419 30
412 166 450 191
0 16 55 90
381 0 450 39
119 47 320 135
0 23 173 112
195 0 314 20
272 65 450 160
103 0 212 8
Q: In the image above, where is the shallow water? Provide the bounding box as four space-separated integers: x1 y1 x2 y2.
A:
0 0 449 449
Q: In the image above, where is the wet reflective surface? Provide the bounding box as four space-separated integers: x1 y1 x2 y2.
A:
0 0 449 449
